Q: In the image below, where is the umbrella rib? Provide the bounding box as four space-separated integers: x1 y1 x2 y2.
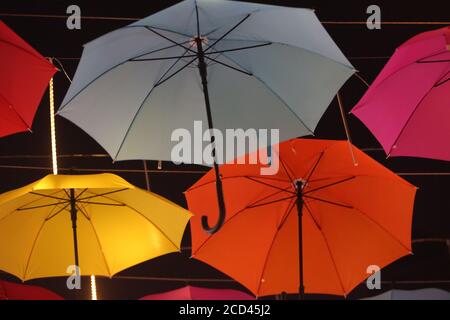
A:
303 200 322 231
204 14 252 53
244 176 294 194
63 189 71 198
192 188 295 256
88 191 181 251
205 42 272 56
303 201 347 296
45 203 70 221
435 76 450 87
77 200 126 207
153 42 197 86
77 188 128 201
75 204 91 221
353 49 445 113
222 51 316 135
85 214 112 277
124 25 192 38
58 39 192 110
256 197 296 295
29 191 68 201
194 0 200 37
153 57 198 87
387 76 443 156
75 188 89 200
0 92 32 130
302 195 353 209
17 201 69 211
247 187 296 208
125 205 181 251
246 175 292 183
203 55 252 76
78 190 127 208
0 190 65 223
217 43 348 136
0 39 53 68
129 39 193 61
278 156 296 184
246 195 296 209
351 207 411 252
278 197 297 230
304 152 325 184
23 218 47 281
113 54 197 159
416 52 450 63
433 70 450 87
145 26 197 55
130 54 197 62
303 176 357 195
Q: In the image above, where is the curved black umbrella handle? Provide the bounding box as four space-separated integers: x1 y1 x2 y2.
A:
201 169 226 234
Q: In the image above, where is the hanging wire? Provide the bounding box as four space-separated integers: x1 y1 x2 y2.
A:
143 160 151 191
336 91 358 166
0 164 449 176
0 164 208 174
1 12 449 25
354 72 371 87
51 57 72 83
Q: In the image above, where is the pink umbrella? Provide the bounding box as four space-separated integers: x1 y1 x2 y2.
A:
139 286 254 300
0 280 63 300
351 26 450 161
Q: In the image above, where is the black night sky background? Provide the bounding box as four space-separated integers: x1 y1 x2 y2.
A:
0 0 449 300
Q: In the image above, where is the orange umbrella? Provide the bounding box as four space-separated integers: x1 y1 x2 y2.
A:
185 139 417 298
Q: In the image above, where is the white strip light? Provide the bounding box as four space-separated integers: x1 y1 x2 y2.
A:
48 72 58 175
90 275 98 300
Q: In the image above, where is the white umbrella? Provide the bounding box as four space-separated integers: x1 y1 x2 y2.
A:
58 0 354 233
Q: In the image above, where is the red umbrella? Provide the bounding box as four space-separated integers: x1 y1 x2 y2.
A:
0 280 63 300
0 20 57 138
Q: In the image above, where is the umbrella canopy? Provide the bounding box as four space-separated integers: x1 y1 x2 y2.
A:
58 0 354 164
362 288 450 300
139 285 254 300
0 173 191 281
0 20 57 138
185 139 417 297
0 279 63 300
351 26 450 161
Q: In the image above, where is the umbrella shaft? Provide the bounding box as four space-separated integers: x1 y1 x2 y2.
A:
196 37 226 234
296 181 305 299
70 189 80 268
196 38 214 132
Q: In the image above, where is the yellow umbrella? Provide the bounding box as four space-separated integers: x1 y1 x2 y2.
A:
0 173 191 281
